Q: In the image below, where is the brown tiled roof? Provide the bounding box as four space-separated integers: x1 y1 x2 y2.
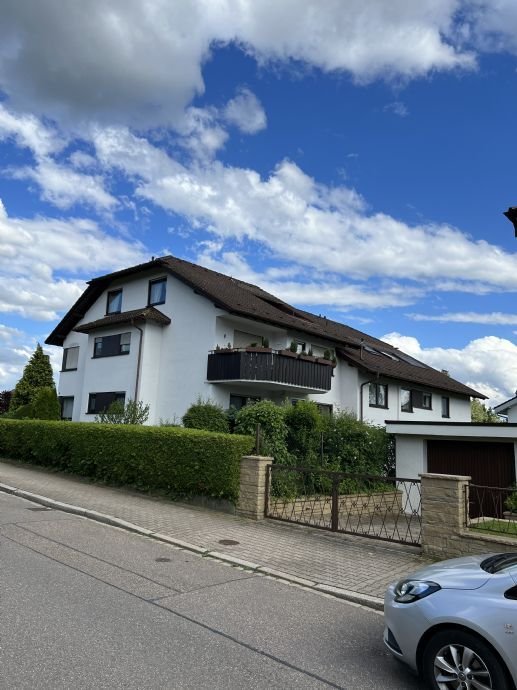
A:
46 254 485 399
73 307 171 333
337 345 482 398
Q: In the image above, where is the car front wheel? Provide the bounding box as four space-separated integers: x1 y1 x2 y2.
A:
422 629 510 690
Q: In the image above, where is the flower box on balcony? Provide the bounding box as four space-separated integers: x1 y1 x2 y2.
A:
245 347 273 353
279 349 298 358
317 357 335 366
299 354 317 362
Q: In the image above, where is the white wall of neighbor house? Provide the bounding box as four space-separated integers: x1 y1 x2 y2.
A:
360 377 471 426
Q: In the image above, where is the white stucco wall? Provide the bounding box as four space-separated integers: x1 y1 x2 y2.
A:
360 376 471 426
55 268 474 426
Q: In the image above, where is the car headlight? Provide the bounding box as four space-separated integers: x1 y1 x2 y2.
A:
394 579 441 603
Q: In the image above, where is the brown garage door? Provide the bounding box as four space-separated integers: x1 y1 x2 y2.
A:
427 440 515 518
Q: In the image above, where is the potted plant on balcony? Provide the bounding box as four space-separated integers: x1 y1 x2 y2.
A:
245 337 272 353
214 342 237 354
317 349 335 366
299 346 317 362
280 340 299 358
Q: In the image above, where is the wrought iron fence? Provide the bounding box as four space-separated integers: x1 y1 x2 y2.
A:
265 465 421 546
466 483 517 539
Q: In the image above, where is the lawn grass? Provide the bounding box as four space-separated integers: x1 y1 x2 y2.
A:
470 519 517 538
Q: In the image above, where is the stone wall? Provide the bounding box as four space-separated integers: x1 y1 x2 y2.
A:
420 473 517 559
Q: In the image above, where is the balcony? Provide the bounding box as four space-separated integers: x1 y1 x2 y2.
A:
207 349 333 394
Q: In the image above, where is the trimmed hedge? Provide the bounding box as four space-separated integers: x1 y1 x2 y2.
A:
0 419 254 502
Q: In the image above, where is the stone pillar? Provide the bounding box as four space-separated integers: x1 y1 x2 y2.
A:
236 455 273 520
420 473 471 559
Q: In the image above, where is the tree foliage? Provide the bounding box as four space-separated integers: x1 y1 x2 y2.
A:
95 399 150 425
471 398 501 423
10 344 55 412
9 387 60 420
0 390 12 415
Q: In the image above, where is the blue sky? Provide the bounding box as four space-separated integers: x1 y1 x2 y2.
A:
2 1 517 406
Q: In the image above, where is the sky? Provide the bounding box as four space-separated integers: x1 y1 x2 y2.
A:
2 0 517 407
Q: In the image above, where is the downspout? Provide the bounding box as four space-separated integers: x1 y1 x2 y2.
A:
132 321 144 401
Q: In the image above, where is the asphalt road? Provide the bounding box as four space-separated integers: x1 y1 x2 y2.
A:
0 492 426 689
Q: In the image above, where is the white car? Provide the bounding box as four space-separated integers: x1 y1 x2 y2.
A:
384 552 517 689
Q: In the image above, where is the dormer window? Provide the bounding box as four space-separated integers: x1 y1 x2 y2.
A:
148 277 166 306
106 289 122 314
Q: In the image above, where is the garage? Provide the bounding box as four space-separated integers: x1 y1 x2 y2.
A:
427 440 516 517
386 421 517 519
427 440 515 488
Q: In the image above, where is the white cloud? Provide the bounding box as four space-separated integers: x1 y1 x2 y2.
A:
0 198 147 320
0 103 63 156
11 158 117 211
177 107 229 161
382 332 517 407
223 88 267 133
195 248 422 310
383 101 409 117
91 130 517 294
409 311 517 325
0 1 477 128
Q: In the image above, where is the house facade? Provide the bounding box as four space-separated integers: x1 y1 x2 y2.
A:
494 394 517 422
46 256 484 425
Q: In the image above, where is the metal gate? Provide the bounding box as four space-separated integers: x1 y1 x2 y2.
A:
265 465 421 546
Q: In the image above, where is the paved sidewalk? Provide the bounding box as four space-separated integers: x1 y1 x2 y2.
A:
0 460 428 607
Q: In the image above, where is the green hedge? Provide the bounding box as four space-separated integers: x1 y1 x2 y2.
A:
0 420 254 502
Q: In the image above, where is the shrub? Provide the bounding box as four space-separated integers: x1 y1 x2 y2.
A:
0 419 254 501
182 398 230 433
284 400 322 466
321 411 389 476
234 400 291 464
95 399 150 424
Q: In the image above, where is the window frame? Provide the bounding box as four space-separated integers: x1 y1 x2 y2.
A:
87 391 126 415
401 388 413 413
62 346 79 371
148 277 167 306
441 396 450 418
106 289 123 315
93 332 131 358
60 396 74 421
369 382 388 409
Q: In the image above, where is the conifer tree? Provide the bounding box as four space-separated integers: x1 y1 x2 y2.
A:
9 344 55 412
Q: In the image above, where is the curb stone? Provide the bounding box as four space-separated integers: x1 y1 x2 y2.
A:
0 482 385 611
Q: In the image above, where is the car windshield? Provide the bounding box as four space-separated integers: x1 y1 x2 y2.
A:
481 553 517 573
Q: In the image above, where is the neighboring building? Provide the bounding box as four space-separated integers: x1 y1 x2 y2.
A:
46 256 485 424
494 393 517 422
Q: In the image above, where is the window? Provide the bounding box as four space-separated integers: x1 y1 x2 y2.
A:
62 346 79 371
106 289 122 314
369 383 388 408
441 396 450 418
316 403 333 417
229 394 260 410
234 330 263 348
295 340 306 353
93 332 131 357
148 277 166 306
412 390 432 410
87 391 125 414
60 396 74 421
401 388 412 412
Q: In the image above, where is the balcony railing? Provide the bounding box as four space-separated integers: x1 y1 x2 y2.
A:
207 349 333 392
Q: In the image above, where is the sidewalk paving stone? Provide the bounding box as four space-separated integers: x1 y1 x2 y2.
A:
0 460 428 604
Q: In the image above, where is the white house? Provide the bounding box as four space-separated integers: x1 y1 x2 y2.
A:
494 394 517 422
46 256 484 425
